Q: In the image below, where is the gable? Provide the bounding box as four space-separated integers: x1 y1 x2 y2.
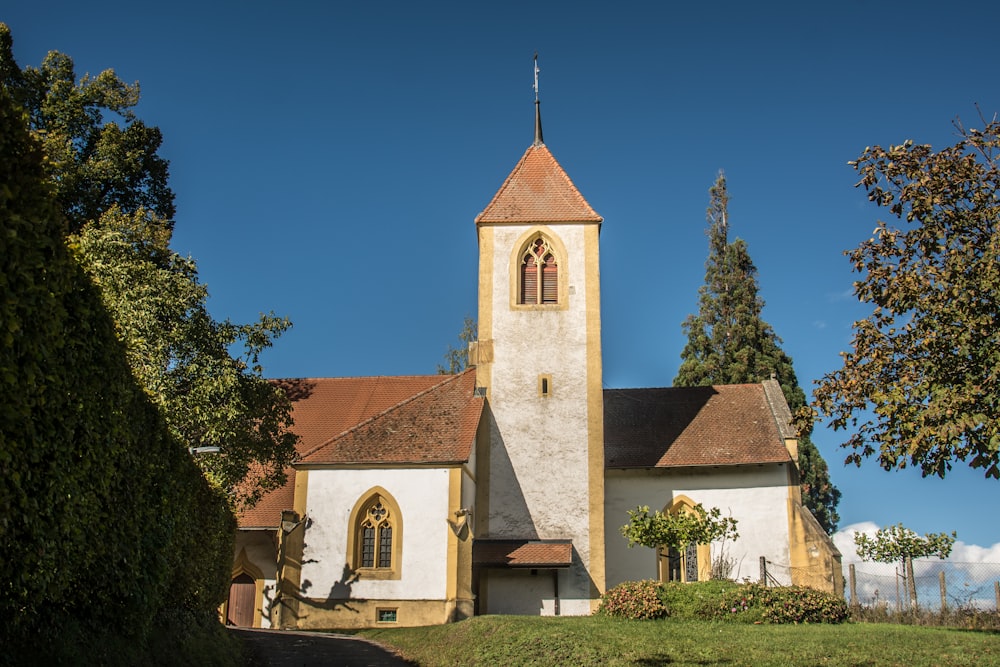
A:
238 370 483 528
475 144 603 224
604 383 794 468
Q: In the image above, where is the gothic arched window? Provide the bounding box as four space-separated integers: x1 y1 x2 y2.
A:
358 496 394 569
519 237 558 305
348 488 403 579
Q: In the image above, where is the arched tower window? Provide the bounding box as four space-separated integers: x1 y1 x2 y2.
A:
520 237 558 305
348 488 403 579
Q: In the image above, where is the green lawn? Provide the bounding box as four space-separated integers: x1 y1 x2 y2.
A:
359 615 1000 667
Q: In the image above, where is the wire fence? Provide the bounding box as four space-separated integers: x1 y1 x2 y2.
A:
748 557 1000 613
846 560 1000 612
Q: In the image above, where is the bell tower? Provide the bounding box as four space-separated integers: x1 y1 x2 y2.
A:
472 63 605 614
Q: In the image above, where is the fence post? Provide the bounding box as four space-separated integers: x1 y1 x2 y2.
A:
759 556 767 585
848 564 857 609
995 581 999 612
939 571 947 613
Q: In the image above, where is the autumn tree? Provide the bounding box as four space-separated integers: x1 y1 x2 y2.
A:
676 172 841 532
854 523 956 608
438 315 477 374
812 114 1000 480
0 24 297 505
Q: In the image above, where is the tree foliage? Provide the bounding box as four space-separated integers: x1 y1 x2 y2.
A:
0 24 174 233
1 24 297 505
438 315 477 374
854 523 956 608
0 82 233 660
854 523 956 564
676 172 841 532
621 504 739 553
812 114 1000 479
71 208 298 506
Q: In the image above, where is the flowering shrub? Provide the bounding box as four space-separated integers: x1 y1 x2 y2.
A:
598 580 668 620
711 583 849 624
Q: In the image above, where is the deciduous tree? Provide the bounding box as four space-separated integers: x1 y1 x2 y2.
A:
438 315 477 374
676 172 841 532
812 114 1000 479
621 504 738 556
1 24 297 505
854 523 956 607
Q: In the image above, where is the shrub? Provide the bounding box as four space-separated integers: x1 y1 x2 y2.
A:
659 580 741 619
598 580 668 620
710 583 849 624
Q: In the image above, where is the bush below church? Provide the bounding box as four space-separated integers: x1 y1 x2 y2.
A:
706 582 849 624
599 580 848 624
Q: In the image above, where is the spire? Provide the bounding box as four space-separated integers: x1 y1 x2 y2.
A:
533 53 544 146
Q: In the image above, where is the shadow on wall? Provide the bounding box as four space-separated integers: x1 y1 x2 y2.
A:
482 408 537 538
298 563 361 614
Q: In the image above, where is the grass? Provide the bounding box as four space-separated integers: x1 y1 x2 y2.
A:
359 615 1000 667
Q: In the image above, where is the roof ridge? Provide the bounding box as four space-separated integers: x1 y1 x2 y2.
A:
297 370 473 461
275 373 447 382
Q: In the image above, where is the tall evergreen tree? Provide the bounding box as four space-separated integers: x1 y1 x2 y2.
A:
675 172 841 533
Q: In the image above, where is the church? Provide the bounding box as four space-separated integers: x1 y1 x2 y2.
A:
225 94 842 629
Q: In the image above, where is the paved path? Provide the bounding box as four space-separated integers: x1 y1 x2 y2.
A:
229 627 414 666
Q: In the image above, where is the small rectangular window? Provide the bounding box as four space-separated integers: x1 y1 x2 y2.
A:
538 374 552 397
377 608 398 623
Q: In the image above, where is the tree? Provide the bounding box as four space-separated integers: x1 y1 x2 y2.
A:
1 24 297 505
437 315 477 374
0 24 174 233
676 172 841 533
811 115 1000 480
71 208 298 506
621 504 739 580
854 523 956 608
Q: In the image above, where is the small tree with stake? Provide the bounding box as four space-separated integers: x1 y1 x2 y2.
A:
621 504 739 580
854 523 956 609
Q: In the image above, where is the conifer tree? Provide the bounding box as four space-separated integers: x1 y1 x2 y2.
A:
676 172 841 533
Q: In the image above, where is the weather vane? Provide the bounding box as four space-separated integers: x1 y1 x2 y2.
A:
533 52 539 101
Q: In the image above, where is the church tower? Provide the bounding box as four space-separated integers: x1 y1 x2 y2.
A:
472 74 606 615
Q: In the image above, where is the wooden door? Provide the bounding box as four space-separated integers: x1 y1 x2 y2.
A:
227 573 256 627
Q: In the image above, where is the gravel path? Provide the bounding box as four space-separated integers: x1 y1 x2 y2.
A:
229 627 414 666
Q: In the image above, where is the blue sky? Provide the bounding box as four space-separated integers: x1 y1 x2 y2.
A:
6 1 1000 554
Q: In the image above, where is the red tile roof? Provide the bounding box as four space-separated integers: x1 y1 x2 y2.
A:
604 383 794 468
237 371 483 528
473 539 573 568
299 371 483 465
475 144 603 224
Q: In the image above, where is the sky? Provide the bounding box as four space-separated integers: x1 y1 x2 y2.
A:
5 1 1000 557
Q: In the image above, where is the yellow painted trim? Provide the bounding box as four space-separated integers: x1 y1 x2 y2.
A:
584 222 606 609
346 486 404 580
276 470 308 628
476 225 494 402
446 468 461 602
537 373 553 398
507 226 570 311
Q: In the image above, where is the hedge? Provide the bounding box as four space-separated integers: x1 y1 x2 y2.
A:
0 85 235 663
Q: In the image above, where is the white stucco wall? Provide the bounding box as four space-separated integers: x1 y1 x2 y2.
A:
483 224 598 609
604 465 793 588
301 467 452 601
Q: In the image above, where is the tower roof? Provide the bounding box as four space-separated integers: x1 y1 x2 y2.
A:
475 143 603 224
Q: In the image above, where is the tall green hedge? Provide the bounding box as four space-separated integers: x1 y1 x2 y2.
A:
0 85 235 662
